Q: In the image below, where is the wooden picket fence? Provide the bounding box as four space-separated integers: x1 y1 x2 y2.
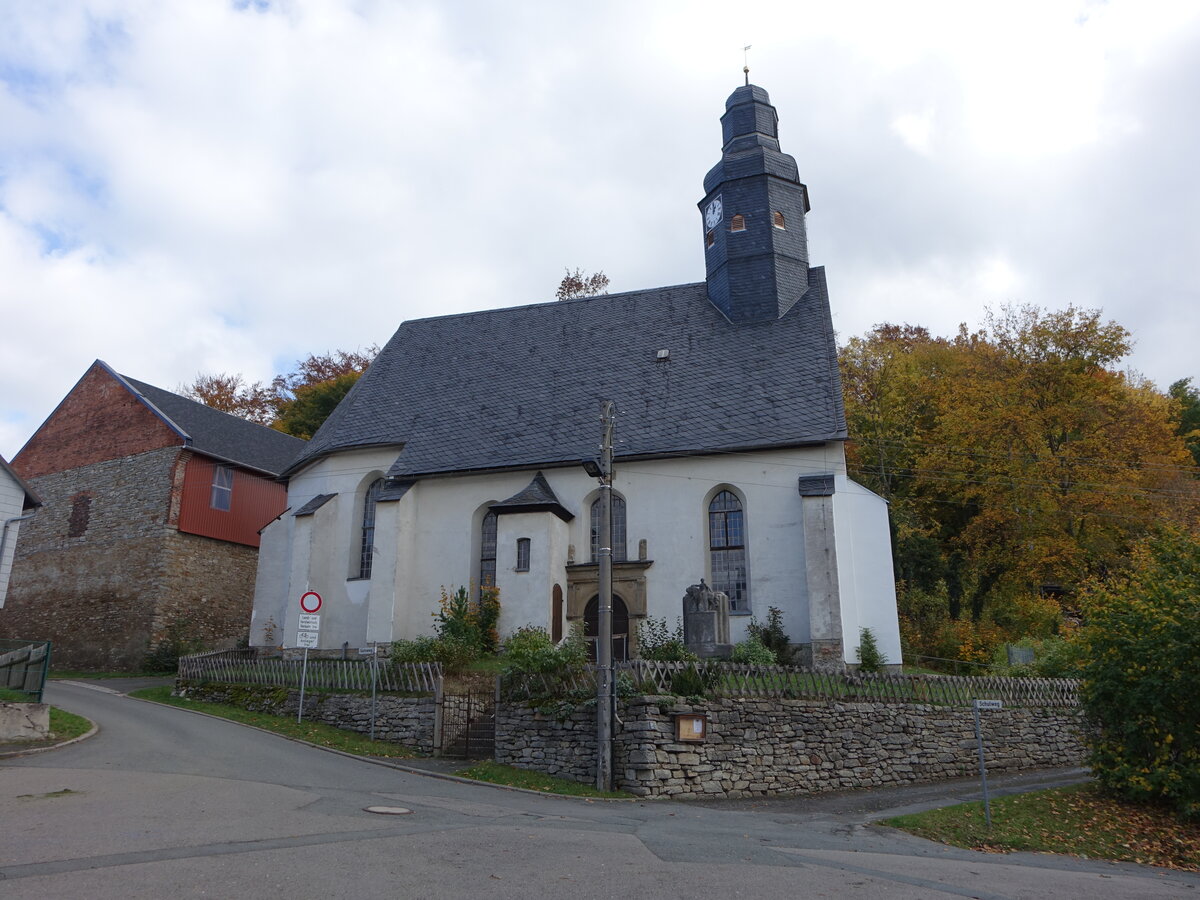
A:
503 659 1078 708
179 650 1077 709
177 648 441 694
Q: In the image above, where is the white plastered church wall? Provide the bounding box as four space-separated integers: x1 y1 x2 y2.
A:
254 442 867 653
832 476 903 666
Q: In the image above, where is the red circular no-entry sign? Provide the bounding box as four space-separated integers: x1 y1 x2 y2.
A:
300 591 323 613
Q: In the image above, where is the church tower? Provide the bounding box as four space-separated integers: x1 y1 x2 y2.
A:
698 84 812 323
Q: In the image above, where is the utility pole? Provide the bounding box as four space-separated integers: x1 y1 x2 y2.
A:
595 400 615 792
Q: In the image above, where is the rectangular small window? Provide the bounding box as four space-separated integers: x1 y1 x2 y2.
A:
210 466 234 511
516 537 531 572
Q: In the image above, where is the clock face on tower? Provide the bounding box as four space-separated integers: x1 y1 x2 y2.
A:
704 196 724 230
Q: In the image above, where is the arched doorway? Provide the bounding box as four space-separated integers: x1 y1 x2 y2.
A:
584 594 629 662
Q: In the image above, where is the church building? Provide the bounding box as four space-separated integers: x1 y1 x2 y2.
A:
251 83 901 668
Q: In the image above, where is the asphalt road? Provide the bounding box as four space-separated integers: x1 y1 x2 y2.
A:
1 681 1196 899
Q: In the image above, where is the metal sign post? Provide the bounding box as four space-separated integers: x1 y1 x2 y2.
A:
297 647 309 723
295 592 322 724
973 699 1003 827
369 644 379 740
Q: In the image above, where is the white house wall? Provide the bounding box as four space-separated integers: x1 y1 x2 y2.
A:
250 509 292 644
0 473 28 607
832 476 903 665
253 442 863 653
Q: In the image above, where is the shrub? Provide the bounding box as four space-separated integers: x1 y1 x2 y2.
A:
669 661 720 698
425 584 503 666
989 635 1085 678
1079 528 1200 821
636 616 698 662
142 617 203 673
730 636 775 666
746 606 794 665
502 625 588 677
390 636 440 664
855 627 886 673
390 634 476 675
475 586 501 655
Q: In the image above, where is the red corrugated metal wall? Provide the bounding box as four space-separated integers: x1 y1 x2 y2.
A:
177 456 288 547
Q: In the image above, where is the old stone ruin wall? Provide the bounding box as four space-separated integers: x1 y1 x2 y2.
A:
498 696 1086 799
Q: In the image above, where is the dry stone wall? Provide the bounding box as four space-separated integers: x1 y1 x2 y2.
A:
177 681 437 752
498 695 1086 799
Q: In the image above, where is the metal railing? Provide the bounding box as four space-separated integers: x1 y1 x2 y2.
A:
178 648 442 694
0 639 52 703
503 659 1078 708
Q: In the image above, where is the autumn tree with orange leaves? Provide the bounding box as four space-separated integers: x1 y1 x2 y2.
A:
182 346 377 439
841 306 1199 664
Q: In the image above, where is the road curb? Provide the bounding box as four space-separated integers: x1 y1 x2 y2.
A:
0 716 99 759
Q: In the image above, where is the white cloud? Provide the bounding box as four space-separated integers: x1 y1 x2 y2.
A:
2 0 1200 457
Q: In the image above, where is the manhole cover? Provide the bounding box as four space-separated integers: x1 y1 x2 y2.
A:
365 805 413 815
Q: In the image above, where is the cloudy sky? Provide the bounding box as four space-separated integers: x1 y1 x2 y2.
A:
2 0 1198 458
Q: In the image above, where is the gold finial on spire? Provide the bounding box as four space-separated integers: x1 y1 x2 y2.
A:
743 44 752 85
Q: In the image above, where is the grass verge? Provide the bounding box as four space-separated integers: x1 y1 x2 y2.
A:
129 685 418 758
882 783 1200 872
49 707 92 741
454 760 632 799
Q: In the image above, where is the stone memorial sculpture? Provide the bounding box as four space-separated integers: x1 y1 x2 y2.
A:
682 579 732 658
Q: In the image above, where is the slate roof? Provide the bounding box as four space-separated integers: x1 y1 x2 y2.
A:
292 493 336 517
490 472 574 522
286 271 845 479
118 370 307 476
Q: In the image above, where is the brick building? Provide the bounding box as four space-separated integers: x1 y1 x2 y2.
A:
1 361 305 669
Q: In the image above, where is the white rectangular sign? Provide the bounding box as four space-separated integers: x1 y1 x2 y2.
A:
298 614 321 632
974 699 1003 710
296 631 319 648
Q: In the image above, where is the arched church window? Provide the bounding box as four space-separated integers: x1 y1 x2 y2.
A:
359 478 383 579
773 211 786 229
708 489 748 611
730 214 746 232
590 494 627 562
480 511 498 588
705 229 715 247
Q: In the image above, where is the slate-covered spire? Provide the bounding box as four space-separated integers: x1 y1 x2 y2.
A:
698 84 812 323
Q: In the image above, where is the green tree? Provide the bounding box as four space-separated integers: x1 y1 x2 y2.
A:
271 372 360 439
1079 528 1200 820
1169 378 1200 468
